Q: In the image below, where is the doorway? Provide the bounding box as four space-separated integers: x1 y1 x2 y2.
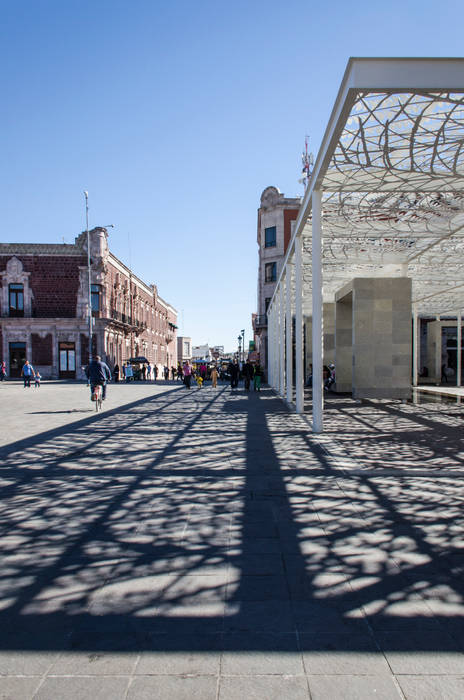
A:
59 342 76 379
9 342 26 378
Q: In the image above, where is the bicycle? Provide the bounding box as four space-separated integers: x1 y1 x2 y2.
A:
91 383 103 412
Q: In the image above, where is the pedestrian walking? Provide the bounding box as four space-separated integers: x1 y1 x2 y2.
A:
142 364 147 381
113 364 120 383
177 364 184 382
171 366 176 380
228 360 240 389
253 364 263 392
147 363 152 381
34 371 42 388
242 360 254 391
164 366 169 381
124 362 134 382
154 365 159 381
0 361 6 381
210 365 218 388
21 360 35 388
183 361 192 389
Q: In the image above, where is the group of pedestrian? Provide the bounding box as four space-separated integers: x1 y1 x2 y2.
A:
227 360 263 391
21 360 41 388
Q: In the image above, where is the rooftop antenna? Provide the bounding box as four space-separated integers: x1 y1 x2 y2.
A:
299 135 314 191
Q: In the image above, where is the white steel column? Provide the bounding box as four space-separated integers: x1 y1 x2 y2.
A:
286 261 293 405
267 306 273 388
279 282 285 396
458 311 462 388
272 304 278 390
435 314 441 384
269 306 275 389
311 190 323 433
273 302 278 390
274 288 280 394
412 306 418 387
295 236 304 413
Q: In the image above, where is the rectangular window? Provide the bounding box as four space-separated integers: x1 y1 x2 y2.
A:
264 226 276 248
265 262 276 283
59 342 76 376
91 284 101 313
9 283 24 317
265 297 271 311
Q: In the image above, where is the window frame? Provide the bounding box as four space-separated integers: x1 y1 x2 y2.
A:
264 262 276 283
264 226 277 248
9 283 24 317
91 284 102 314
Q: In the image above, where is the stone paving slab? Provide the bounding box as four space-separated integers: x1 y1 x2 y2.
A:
1 381 464 697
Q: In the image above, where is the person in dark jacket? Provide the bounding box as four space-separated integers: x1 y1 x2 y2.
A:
242 360 254 391
228 361 240 389
86 355 111 400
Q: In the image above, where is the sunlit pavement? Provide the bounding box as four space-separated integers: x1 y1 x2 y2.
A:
1 381 464 699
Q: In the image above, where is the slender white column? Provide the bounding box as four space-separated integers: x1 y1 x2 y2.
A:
271 304 277 389
267 306 272 387
268 306 274 388
458 311 462 388
412 306 418 387
279 280 285 397
435 314 441 384
295 236 304 413
311 190 323 433
272 303 277 389
286 261 293 405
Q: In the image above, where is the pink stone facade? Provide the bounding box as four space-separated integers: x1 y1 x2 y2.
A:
0 228 177 379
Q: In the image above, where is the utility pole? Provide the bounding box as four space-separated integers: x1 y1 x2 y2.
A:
84 191 92 365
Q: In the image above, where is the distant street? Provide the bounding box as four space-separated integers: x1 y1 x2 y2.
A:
1 381 464 699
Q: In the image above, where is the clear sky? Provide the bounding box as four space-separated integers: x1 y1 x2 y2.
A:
2 0 463 352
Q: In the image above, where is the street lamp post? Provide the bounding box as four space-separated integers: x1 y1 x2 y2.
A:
84 191 92 366
241 329 245 362
237 335 242 361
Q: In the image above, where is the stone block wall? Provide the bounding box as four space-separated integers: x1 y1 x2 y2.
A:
352 278 412 399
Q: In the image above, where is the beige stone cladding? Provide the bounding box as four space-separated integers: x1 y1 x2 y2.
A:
335 277 412 400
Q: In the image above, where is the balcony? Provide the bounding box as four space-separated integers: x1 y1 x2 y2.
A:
106 310 147 335
253 314 268 330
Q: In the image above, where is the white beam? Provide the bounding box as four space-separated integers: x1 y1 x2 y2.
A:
295 236 304 413
312 190 323 433
286 261 293 405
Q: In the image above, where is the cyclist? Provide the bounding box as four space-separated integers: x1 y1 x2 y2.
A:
85 355 111 401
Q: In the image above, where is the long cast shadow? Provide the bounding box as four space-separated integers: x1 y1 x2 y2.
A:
0 387 463 656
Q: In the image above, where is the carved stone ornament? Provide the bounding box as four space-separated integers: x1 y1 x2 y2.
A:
6 256 24 276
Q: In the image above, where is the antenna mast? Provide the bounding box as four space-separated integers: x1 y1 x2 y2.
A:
299 135 314 191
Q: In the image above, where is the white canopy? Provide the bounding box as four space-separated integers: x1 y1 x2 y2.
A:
287 58 464 316
268 58 464 429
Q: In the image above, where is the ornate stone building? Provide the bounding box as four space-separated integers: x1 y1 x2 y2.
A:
252 186 301 370
0 227 177 379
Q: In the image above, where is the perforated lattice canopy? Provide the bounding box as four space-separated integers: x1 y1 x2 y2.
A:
295 59 464 316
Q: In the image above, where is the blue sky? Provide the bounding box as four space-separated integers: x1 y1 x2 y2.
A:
2 0 463 351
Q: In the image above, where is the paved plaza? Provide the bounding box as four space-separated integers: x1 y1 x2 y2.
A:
1 380 464 699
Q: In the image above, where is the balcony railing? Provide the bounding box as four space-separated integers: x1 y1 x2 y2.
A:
253 314 268 329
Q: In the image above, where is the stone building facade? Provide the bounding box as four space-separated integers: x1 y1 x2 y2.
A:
252 186 301 370
177 336 192 364
0 228 177 379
